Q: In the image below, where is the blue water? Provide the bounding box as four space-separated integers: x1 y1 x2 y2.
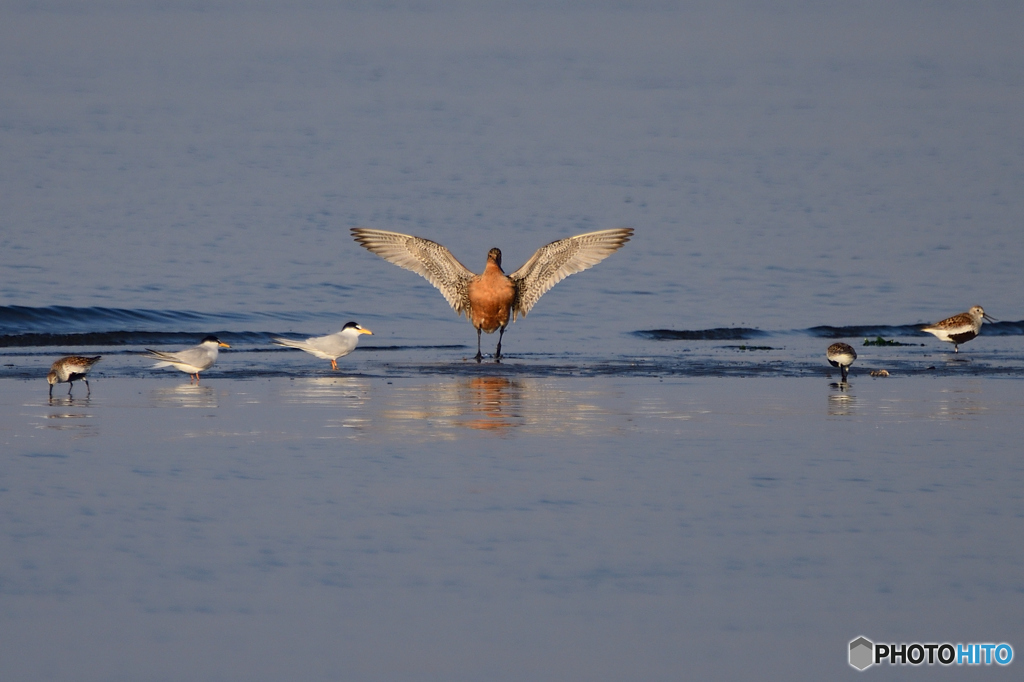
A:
1 2 1023 680
2 3 1022 333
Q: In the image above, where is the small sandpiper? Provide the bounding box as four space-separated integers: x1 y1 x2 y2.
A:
826 342 857 382
921 305 995 353
47 355 102 396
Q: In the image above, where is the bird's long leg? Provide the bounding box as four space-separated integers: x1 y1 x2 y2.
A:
841 366 849 382
954 345 959 353
84 378 91 395
67 382 74 396
49 384 53 398
475 328 483 362
331 359 338 370
495 326 506 362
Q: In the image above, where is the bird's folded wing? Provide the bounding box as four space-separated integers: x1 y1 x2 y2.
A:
933 313 972 330
272 337 313 351
146 348 211 368
144 349 181 362
510 228 633 319
351 228 475 314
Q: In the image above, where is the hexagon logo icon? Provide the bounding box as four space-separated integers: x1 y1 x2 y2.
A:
849 636 874 670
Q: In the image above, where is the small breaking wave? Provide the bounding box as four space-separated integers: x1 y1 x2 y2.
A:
970 320 1024 335
634 328 767 341
0 305 308 335
4 306 1022 348
805 324 928 338
0 331 276 348
809 321 1024 337
0 305 338 347
641 321 1024 341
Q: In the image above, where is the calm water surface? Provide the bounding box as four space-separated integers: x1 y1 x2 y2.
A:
3 375 1023 681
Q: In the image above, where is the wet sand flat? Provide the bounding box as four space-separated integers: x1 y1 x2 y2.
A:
2 375 1021 680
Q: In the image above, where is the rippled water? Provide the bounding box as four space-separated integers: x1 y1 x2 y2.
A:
2 3 1022 333
2 2 1023 680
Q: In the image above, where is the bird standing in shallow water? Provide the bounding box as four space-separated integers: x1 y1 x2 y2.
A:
826 342 857 382
47 355 101 396
921 305 995 353
272 322 373 370
145 336 230 382
351 227 634 361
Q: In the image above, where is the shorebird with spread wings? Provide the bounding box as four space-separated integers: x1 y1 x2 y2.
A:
351 227 634 361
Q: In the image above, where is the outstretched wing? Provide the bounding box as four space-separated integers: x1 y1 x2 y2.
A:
351 228 476 316
509 228 633 320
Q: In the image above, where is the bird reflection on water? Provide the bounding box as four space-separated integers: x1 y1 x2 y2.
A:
456 376 524 432
827 389 857 417
47 393 92 408
278 377 371 407
149 383 219 409
931 385 987 421
381 376 616 437
278 377 373 433
40 409 98 438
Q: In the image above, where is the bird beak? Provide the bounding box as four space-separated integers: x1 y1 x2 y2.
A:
219 341 231 348
983 313 997 323
358 327 374 335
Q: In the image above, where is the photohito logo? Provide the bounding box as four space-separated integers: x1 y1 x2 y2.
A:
849 636 1013 670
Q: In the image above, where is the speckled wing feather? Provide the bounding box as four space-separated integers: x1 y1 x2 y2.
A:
351 228 476 316
509 228 633 320
923 312 973 333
